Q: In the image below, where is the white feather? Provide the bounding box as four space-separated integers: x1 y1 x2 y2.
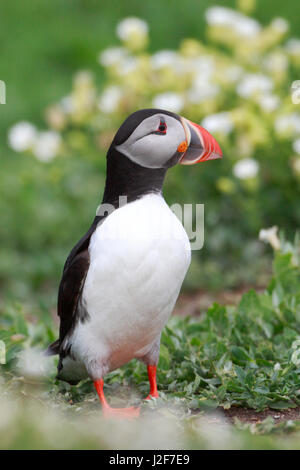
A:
59 193 191 382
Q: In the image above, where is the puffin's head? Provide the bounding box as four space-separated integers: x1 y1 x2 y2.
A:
111 108 222 169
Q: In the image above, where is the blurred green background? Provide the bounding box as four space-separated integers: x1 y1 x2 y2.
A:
1 0 300 310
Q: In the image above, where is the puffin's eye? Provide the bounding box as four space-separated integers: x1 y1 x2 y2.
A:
157 120 167 134
149 119 167 136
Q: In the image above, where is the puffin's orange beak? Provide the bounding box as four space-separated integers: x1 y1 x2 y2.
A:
178 118 223 165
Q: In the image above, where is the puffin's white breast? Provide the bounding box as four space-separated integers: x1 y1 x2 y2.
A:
71 193 191 373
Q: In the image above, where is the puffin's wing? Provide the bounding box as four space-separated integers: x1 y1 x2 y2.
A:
57 249 90 350
46 215 103 356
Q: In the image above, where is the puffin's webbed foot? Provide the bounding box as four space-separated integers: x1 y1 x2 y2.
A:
94 364 159 419
94 379 140 419
102 404 140 419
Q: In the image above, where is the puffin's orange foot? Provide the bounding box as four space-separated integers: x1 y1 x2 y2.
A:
102 405 140 419
94 379 140 420
145 365 159 400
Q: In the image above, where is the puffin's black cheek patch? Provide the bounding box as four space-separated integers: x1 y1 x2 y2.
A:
164 150 183 168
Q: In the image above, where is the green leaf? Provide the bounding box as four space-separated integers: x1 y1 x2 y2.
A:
269 401 297 409
238 289 261 316
231 346 252 364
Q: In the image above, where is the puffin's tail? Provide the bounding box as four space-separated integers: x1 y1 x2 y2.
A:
44 339 59 356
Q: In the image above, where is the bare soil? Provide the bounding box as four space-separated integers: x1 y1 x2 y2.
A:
221 406 300 424
173 286 266 317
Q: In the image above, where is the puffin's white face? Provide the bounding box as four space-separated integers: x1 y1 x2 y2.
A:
113 109 223 170
116 113 186 169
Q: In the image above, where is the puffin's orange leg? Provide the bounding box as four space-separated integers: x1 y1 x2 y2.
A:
94 379 140 419
145 365 159 400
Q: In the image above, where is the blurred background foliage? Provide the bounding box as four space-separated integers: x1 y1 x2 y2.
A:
0 0 300 300
1 0 300 310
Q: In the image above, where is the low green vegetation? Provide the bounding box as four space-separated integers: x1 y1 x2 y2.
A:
1 234 300 448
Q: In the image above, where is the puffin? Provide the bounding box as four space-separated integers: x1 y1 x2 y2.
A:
47 108 222 418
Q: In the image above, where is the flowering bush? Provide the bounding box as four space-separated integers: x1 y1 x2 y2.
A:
8 4 300 289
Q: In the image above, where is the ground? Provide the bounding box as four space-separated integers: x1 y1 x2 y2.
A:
223 406 300 424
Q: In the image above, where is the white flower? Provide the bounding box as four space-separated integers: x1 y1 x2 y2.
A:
151 50 185 74
116 17 148 41
151 50 178 69
60 95 74 114
8 122 37 152
205 6 261 38
292 339 300 350
33 131 61 162
224 65 244 83
201 112 233 135
187 76 219 104
291 158 300 174
293 138 300 155
191 56 215 79
237 73 273 98
98 47 138 75
259 94 280 113
206 6 236 25
98 86 123 114
74 70 93 87
286 38 300 55
99 47 138 75
98 47 128 67
46 105 66 130
223 361 232 373
235 17 261 37
274 362 281 371
118 56 138 75
263 52 288 73
259 226 281 251
271 17 289 34
233 158 259 179
153 92 184 113
275 113 300 136
291 349 300 366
